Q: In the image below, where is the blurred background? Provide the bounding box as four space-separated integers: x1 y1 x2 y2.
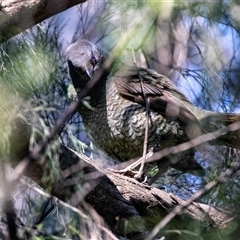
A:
1 1 240 239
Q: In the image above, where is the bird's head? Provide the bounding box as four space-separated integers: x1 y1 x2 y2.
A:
66 40 106 89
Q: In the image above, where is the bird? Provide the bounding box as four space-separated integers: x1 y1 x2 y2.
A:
66 39 240 179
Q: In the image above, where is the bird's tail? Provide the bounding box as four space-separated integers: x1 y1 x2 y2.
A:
201 113 240 149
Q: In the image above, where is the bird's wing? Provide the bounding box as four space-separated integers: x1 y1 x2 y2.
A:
114 66 203 139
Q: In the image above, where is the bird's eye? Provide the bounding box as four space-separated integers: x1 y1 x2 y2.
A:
91 54 97 66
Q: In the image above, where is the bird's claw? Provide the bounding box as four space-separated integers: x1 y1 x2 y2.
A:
107 168 147 183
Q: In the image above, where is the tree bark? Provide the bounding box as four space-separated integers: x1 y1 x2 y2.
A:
6 115 238 239
0 0 86 43
45 145 236 239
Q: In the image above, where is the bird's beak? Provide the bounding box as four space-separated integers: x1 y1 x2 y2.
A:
85 67 94 79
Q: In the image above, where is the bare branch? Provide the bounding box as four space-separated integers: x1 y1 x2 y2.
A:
110 120 240 171
0 0 86 43
147 163 240 240
48 145 236 236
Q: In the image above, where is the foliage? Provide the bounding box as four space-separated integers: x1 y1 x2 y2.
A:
1 0 240 239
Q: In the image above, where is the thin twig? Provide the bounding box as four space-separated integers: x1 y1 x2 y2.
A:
0 231 8 240
146 163 240 240
2 164 19 240
131 47 150 177
20 179 118 240
5 200 18 240
11 21 142 186
82 202 119 240
20 179 89 219
111 120 240 171
144 120 240 165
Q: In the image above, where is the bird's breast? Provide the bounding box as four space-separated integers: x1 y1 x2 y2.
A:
79 79 186 162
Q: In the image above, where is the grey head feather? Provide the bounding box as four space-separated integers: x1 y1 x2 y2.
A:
66 40 108 89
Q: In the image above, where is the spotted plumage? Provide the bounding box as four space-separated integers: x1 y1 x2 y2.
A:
66 39 240 176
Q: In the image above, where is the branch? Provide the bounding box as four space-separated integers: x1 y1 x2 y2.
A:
0 0 86 43
22 144 235 239
11 23 144 187
147 164 240 240
109 120 240 171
